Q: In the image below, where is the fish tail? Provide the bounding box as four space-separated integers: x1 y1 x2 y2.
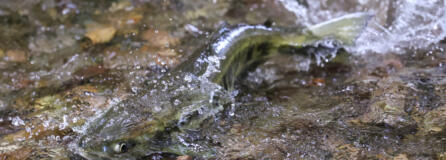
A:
308 12 373 45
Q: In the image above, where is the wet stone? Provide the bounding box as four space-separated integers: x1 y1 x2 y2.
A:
393 154 409 160
438 152 446 160
176 155 193 160
141 29 180 49
73 65 108 81
353 79 416 129
230 123 242 134
157 49 178 57
0 146 33 160
84 24 117 44
5 50 27 62
109 0 133 12
333 144 361 160
0 49 4 58
420 105 446 134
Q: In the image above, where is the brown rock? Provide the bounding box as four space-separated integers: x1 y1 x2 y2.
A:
333 144 361 160
421 105 446 134
0 49 4 58
176 155 193 160
438 152 446 160
393 154 408 160
158 49 177 57
142 29 179 49
6 50 27 62
85 25 117 44
0 147 33 160
109 0 132 12
73 65 108 81
353 80 415 128
230 123 242 134
310 78 326 86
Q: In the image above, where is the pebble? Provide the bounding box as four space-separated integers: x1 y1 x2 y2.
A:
230 123 242 134
6 50 27 62
109 0 132 12
176 155 193 160
0 49 4 58
393 154 408 160
158 49 177 57
85 25 117 44
142 29 179 49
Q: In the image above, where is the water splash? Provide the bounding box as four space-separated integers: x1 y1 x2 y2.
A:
280 0 446 54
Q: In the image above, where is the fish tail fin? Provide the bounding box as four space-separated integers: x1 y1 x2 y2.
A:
308 12 373 45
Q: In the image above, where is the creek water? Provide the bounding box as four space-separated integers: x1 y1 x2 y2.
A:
0 0 446 159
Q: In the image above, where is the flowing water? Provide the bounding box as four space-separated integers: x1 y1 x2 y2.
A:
0 0 446 159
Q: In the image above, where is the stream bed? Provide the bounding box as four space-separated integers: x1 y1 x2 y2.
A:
1 0 446 159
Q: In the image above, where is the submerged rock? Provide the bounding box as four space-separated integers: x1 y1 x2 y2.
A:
141 29 180 57
438 152 446 160
176 155 193 160
84 24 117 44
5 49 27 62
353 79 416 129
333 144 361 160
393 154 409 160
0 146 33 160
420 105 446 134
142 29 180 49
0 49 4 58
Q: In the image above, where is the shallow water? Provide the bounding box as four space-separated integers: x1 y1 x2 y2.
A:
0 0 446 159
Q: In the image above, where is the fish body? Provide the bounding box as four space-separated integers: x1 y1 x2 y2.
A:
77 12 371 159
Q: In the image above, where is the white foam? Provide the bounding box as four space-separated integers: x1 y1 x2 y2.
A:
280 0 446 54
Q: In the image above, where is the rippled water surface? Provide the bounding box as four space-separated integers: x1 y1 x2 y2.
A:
1 0 446 159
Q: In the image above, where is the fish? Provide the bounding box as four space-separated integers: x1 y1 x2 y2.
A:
77 12 372 159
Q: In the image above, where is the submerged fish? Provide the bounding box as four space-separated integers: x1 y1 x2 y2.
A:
77 12 372 159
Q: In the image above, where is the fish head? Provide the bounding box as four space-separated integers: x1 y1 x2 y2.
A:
77 74 228 159
77 116 171 159
78 135 144 160
76 98 174 159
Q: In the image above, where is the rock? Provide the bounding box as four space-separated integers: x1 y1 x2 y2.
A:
34 95 63 111
438 152 446 160
359 100 410 128
1 124 72 143
28 32 76 54
184 1 229 20
0 147 33 160
0 99 6 111
0 49 4 58
5 50 27 62
157 49 177 57
353 80 415 129
140 29 180 57
370 58 403 77
176 155 193 160
421 105 446 134
333 144 361 160
310 78 325 86
11 77 34 90
108 11 143 32
141 29 179 49
230 123 242 134
393 154 408 160
73 65 108 81
109 0 132 12
85 24 117 44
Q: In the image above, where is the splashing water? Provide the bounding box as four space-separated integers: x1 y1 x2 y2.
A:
280 0 446 54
